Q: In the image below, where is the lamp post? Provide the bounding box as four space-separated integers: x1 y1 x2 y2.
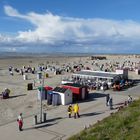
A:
40 71 45 123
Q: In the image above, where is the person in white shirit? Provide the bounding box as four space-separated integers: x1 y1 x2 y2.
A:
128 95 133 104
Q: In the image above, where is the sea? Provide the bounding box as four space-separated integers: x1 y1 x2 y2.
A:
0 52 138 59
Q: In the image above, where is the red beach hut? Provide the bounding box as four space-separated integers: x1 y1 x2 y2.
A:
61 83 88 101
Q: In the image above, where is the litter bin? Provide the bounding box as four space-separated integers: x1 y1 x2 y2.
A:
34 115 38 125
27 83 33 90
43 113 47 122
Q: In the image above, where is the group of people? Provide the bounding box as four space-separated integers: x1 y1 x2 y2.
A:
9 65 36 76
67 103 80 119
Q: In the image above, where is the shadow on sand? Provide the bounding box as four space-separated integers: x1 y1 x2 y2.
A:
91 92 107 98
23 117 63 131
9 94 27 99
23 123 57 131
74 92 107 104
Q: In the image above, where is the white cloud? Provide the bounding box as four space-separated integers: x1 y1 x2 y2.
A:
4 5 25 18
0 34 12 42
2 5 140 53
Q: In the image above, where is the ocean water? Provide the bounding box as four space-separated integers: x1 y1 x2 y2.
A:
0 52 138 59
0 52 94 58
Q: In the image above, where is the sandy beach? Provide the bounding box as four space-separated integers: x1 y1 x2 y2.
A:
0 54 140 139
0 55 89 125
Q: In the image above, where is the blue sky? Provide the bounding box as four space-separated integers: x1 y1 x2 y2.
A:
0 0 140 53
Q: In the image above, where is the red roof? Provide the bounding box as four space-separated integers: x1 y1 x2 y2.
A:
44 86 53 91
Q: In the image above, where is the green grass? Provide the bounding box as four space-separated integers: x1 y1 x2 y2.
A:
68 99 140 140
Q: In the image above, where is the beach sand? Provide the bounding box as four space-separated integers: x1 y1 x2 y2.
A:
0 54 140 126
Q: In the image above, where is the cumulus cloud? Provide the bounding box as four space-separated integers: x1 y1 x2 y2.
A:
2 5 140 53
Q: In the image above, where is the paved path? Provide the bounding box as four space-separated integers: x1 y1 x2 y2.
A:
0 89 139 140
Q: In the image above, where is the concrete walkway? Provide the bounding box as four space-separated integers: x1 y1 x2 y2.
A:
0 89 139 140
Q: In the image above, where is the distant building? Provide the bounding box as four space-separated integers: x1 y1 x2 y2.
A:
91 56 106 60
72 70 127 83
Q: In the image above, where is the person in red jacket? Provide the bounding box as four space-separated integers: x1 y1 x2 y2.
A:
17 113 23 131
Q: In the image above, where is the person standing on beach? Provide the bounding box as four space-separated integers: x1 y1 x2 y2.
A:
67 104 73 118
17 113 23 131
73 103 80 119
109 97 113 110
106 94 110 106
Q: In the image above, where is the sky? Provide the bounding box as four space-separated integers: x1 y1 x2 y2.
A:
0 0 140 54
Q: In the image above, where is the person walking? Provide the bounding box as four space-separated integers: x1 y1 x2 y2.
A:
67 104 73 118
106 94 110 106
73 103 80 119
17 113 23 131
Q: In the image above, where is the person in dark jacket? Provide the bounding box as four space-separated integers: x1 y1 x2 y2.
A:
106 94 110 106
67 104 73 118
109 97 113 110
